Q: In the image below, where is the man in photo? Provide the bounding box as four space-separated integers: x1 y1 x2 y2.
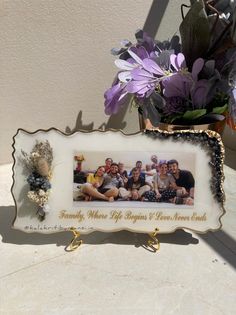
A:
99 163 124 199
167 159 195 204
129 161 145 179
119 167 150 201
118 162 128 184
151 155 158 170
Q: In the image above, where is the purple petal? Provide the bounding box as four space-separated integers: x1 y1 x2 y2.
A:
142 32 156 52
135 30 155 53
176 53 186 69
170 54 178 71
149 51 159 61
130 46 149 60
104 83 128 115
118 71 132 82
104 83 121 99
131 68 154 81
137 85 154 96
191 79 209 108
142 58 165 76
126 81 154 95
170 53 186 71
114 59 136 70
192 58 204 81
126 81 148 93
128 49 143 65
126 57 136 64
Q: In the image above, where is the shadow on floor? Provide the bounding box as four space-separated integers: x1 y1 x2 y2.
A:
0 206 71 247
0 206 198 248
198 231 236 269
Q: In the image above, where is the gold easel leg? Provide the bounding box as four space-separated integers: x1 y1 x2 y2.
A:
147 228 160 252
65 227 83 252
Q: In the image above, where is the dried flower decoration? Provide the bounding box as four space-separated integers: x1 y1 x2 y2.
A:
21 140 53 221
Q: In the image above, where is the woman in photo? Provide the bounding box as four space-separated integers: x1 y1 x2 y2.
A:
145 160 177 202
104 157 113 174
81 166 114 202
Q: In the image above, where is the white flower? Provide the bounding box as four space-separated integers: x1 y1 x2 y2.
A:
38 189 46 197
31 152 40 158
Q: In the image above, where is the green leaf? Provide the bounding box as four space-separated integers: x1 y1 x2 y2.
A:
182 109 207 120
168 114 184 123
212 104 228 114
179 0 210 67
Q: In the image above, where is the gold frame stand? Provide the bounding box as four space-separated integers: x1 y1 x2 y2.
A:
147 228 160 252
65 227 83 252
65 227 160 252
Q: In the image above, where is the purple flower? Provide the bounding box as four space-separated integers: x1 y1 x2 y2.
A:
163 54 210 109
104 82 128 115
104 26 234 124
163 96 187 115
163 74 212 109
162 73 192 99
126 57 167 97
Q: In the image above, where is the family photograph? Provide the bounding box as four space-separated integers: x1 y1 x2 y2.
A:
73 151 195 207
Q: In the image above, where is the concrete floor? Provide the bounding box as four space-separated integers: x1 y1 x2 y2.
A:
0 164 236 315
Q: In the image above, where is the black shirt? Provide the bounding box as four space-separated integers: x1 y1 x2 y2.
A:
120 170 128 178
127 176 146 190
174 170 195 190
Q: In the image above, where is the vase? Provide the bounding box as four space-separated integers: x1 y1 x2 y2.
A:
139 115 226 136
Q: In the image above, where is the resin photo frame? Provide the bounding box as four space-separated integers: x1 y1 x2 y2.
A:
12 128 225 235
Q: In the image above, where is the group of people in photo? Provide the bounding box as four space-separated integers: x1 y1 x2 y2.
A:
73 155 195 205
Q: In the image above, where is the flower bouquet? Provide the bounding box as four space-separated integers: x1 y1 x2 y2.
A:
104 0 236 130
21 140 53 221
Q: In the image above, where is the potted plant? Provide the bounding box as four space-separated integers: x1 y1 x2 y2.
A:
104 0 236 133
